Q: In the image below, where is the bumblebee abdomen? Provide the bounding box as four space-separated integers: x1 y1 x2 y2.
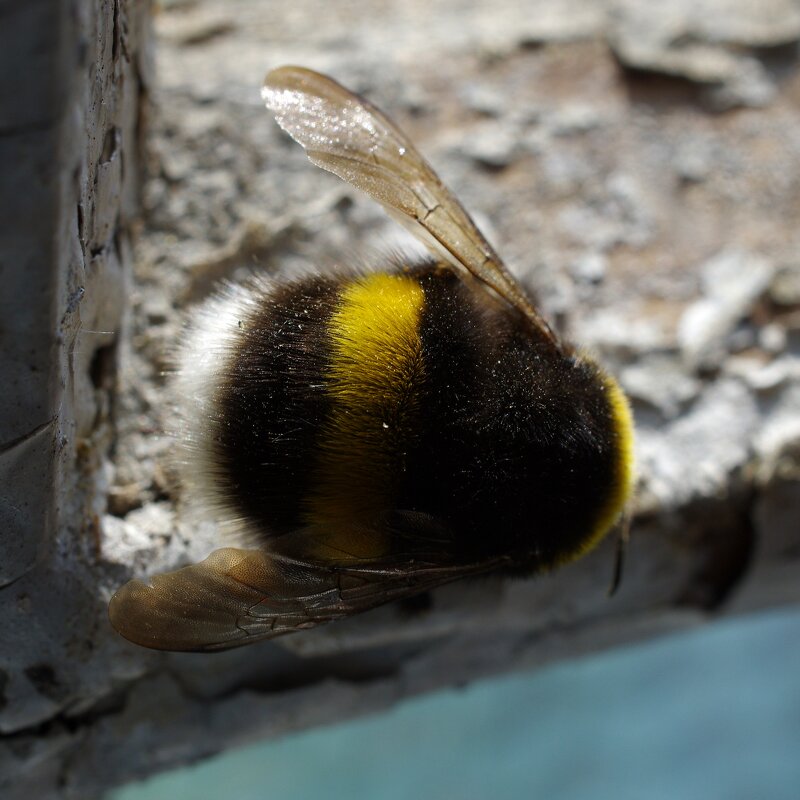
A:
177 261 633 573
178 268 431 544
304 271 426 535
194 275 341 537
397 267 634 570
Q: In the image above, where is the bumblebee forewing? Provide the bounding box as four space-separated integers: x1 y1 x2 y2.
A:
108 547 325 652
262 66 557 344
109 527 506 652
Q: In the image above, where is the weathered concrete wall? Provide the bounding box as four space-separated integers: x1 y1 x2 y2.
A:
0 0 151 797
2 1 799 798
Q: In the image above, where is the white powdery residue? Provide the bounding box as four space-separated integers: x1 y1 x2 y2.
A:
753 381 800 464
678 249 773 370
101 503 174 568
636 378 760 508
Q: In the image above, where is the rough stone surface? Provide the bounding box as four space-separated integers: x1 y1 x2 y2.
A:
608 0 800 108
2 1 800 798
0 0 150 795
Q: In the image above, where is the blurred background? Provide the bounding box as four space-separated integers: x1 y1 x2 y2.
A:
104 0 800 797
112 608 800 800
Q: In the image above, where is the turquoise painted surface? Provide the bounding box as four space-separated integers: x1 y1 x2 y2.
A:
110 608 800 800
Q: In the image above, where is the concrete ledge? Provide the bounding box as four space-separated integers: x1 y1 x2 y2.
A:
1 2 799 798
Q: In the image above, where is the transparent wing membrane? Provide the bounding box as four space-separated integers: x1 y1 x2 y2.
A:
262 66 558 346
109 527 507 652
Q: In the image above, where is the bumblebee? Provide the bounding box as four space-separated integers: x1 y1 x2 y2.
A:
109 67 635 652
